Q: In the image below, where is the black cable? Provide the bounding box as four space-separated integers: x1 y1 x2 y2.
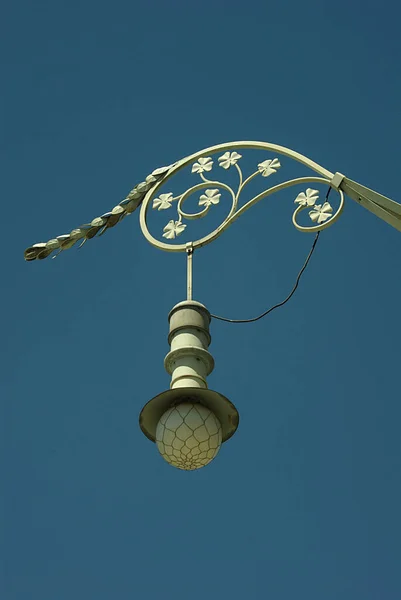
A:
210 232 320 323
210 187 331 324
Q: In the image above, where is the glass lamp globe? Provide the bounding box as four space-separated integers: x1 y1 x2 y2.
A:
156 402 222 470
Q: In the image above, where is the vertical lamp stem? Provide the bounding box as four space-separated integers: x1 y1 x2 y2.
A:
186 242 194 301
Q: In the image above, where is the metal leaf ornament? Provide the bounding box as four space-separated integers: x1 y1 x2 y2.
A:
24 165 173 261
24 141 401 261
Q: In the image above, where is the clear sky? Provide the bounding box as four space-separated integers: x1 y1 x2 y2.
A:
3 1 401 599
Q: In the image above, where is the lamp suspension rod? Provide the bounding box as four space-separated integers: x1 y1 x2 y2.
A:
186 242 194 301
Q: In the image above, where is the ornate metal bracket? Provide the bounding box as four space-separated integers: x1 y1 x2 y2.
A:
24 140 401 261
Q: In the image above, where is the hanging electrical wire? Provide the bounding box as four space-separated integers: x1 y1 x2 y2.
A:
210 187 332 324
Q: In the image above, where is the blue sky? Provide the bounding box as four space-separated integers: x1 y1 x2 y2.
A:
3 1 401 598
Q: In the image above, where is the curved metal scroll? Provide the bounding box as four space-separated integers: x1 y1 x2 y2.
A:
139 141 344 253
24 140 401 261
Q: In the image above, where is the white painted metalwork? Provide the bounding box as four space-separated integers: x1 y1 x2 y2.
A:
186 243 194 301
139 141 343 253
24 140 400 262
139 300 239 470
164 301 214 390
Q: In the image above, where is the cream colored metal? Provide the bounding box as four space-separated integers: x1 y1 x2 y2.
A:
23 164 174 261
24 140 400 262
292 182 344 232
340 176 401 232
186 243 194 301
164 301 214 390
139 300 239 445
139 141 339 253
139 387 239 444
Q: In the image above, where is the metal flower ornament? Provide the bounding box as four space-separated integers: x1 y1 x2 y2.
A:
143 149 343 249
24 141 401 471
24 140 401 258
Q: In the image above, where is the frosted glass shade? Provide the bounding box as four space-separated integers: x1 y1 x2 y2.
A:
156 402 222 470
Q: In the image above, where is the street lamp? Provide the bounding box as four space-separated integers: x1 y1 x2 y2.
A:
24 141 401 470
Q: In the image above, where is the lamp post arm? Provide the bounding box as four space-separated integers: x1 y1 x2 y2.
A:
23 141 401 262
338 175 401 232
